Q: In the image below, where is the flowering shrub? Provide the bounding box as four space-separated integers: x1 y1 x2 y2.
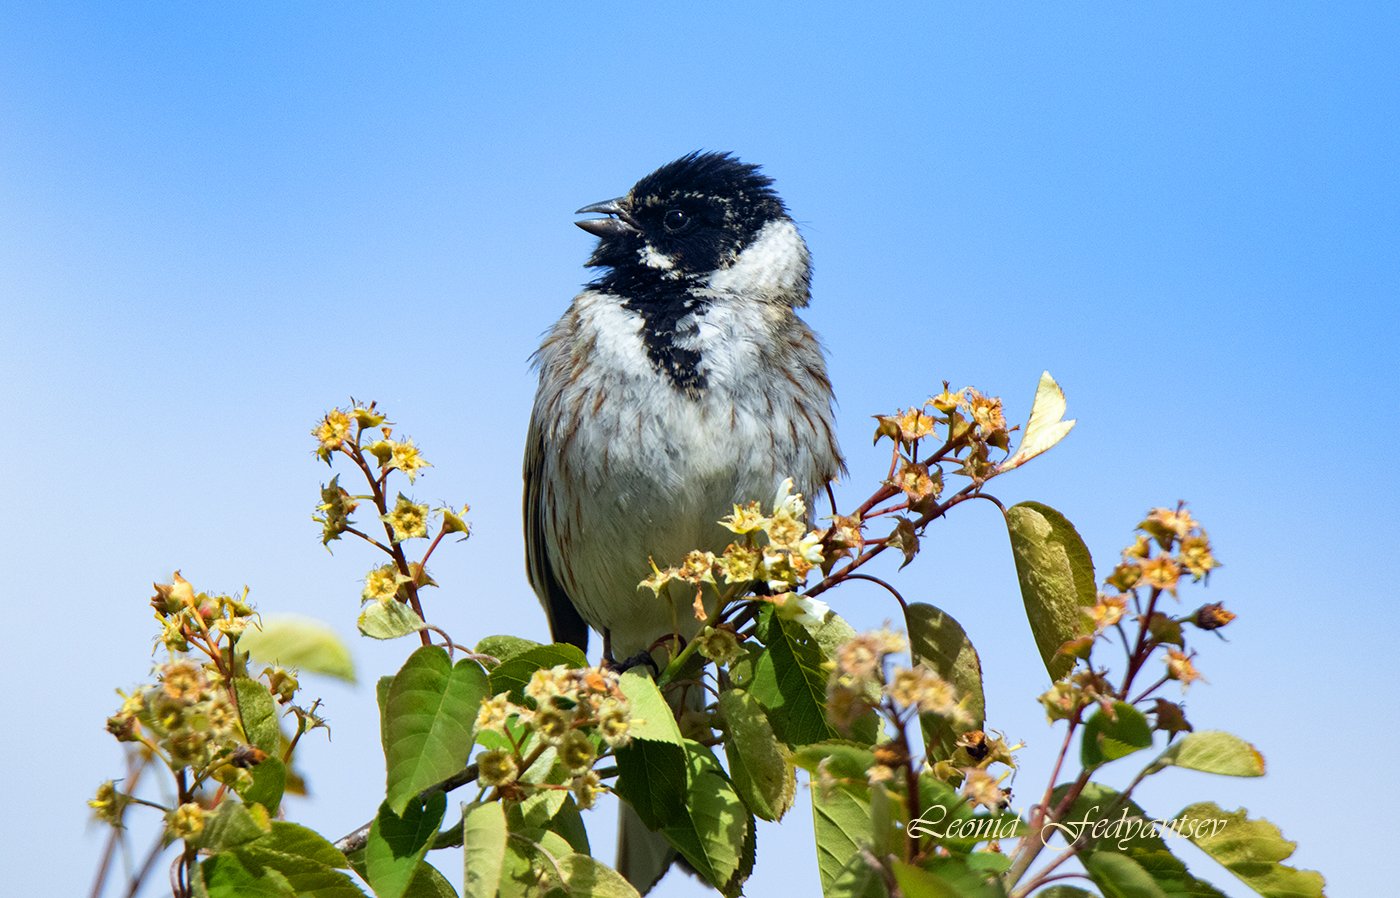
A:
90 375 1325 898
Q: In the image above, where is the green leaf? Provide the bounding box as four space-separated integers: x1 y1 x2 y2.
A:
1082 852 1170 898
1051 783 1227 898
905 602 986 756
1175 802 1326 898
1000 371 1076 471
1004 502 1097 681
1036 888 1098 898
358 600 427 640
518 789 568 831
811 779 885 898
474 635 541 663
1081 702 1154 768
720 688 795 821
660 742 752 896
383 647 489 814
891 858 1004 898
617 670 684 744
235 822 364 898
1146 731 1265 778
791 740 876 780
402 862 458 898
461 802 507 898
614 739 688 830
548 796 591 855
613 669 689 831
194 799 271 852
557 854 644 897
233 677 281 756
487 644 588 703
365 793 447 898
198 852 295 898
238 756 287 815
749 606 838 745
240 614 356 682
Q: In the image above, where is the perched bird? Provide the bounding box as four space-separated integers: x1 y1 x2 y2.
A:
522 151 843 889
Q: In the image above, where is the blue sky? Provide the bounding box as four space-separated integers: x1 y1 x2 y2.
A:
3 4 1395 896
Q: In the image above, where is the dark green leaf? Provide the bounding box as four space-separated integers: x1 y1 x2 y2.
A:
365 793 447 898
1082 852 1170 898
1081 702 1154 768
548 795 590 855
401 862 458 898
614 739 688 830
749 606 837 745
1174 802 1326 898
383 647 489 814
238 756 287 815
659 742 751 897
1004 502 1097 681
1051 784 1227 898
235 822 364 898
905 602 986 756
487 644 588 703
198 852 294 898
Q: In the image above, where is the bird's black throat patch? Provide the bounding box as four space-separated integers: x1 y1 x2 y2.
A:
591 268 709 397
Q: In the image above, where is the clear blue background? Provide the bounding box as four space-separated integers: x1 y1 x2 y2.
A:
3 3 1395 896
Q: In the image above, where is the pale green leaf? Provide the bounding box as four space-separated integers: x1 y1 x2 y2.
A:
557 854 644 897
1175 803 1326 898
617 670 684 744
358 600 427 640
811 780 884 898
1147 731 1265 778
1001 371 1076 471
461 802 507 898
240 614 356 682
198 852 295 898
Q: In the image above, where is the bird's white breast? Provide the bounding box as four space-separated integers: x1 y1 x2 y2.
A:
533 286 837 657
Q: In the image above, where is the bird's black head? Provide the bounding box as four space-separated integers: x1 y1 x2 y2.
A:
576 152 792 280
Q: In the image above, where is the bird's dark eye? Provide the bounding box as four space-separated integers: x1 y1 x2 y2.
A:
663 208 689 232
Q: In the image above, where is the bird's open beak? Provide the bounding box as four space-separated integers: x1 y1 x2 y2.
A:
575 197 639 237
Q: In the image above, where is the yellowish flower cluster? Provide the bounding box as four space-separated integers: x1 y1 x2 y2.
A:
96 573 317 838
474 665 633 810
640 479 831 620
